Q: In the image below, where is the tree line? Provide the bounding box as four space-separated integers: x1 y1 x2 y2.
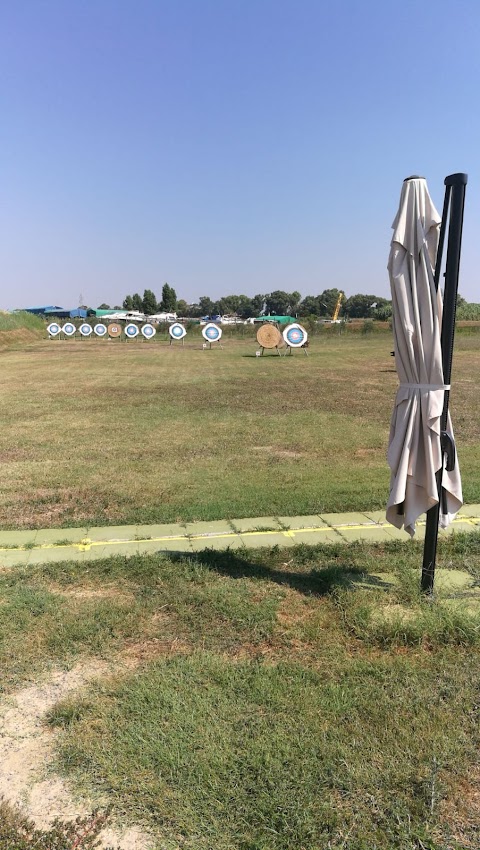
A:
99 285 480 321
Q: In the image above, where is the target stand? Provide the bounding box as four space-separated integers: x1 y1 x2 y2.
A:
202 323 223 349
256 323 283 355
283 323 309 355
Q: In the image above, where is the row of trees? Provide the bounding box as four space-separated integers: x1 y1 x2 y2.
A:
101 285 479 321
117 286 393 320
120 284 178 315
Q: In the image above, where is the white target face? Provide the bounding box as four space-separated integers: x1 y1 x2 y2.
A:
283 323 308 348
94 323 107 337
79 323 93 336
141 324 156 338
47 322 61 336
62 322 76 336
202 323 223 342
169 323 187 340
125 323 139 338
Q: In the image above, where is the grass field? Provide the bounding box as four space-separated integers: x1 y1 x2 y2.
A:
1 534 480 848
1 333 479 529
2 330 480 848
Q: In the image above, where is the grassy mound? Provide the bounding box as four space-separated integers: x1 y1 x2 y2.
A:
0 311 45 348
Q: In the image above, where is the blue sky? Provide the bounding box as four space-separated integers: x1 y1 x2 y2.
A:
1 0 479 310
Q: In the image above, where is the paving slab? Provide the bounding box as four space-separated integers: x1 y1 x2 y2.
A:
320 512 377 527
276 515 329 530
35 528 89 545
135 523 187 540
349 572 399 589
230 517 282 533
434 570 475 591
438 521 477 536
287 529 344 545
238 532 295 548
189 534 245 552
458 504 480 518
85 525 138 542
83 542 141 560
26 547 86 565
183 520 235 536
137 538 193 554
336 526 405 543
0 550 32 568
362 511 389 524
0 530 38 547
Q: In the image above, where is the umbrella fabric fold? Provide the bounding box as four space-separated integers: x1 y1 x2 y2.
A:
386 177 462 536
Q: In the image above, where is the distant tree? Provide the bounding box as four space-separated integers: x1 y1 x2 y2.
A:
371 298 393 321
300 295 321 316
132 293 143 311
186 302 202 318
236 295 255 319
142 289 158 315
123 295 134 310
251 294 265 316
97 303 110 309
113 305 122 310
176 299 189 316
456 299 480 320
264 290 301 316
317 289 342 317
344 294 383 319
198 296 215 317
160 283 177 312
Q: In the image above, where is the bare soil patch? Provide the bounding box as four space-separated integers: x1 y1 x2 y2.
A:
0 661 153 849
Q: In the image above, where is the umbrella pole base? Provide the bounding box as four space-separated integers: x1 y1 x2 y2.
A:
421 499 442 594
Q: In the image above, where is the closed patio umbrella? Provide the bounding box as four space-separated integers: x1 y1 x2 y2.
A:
386 176 463 540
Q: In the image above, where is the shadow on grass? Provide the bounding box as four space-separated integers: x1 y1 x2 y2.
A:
169 547 393 597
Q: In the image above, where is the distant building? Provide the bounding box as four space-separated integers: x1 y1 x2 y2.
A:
20 305 64 315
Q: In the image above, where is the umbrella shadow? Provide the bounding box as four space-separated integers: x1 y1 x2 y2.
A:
170 548 394 597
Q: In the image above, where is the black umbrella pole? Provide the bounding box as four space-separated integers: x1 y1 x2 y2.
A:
421 173 468 593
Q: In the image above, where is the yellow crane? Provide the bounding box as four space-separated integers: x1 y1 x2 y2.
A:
332 292 344 322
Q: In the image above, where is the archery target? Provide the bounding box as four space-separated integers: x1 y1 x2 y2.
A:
283 323 308 348
169 323 186 340
47 322 61 336
125 323 139 338
94 323 107 337
108 323 122 337
202 323 223 342
141 324 156 339
62 322 76 336
79 323 93 336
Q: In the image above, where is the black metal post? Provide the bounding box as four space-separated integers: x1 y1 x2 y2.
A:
421 173 468 593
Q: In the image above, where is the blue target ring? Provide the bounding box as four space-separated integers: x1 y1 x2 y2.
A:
202 323 222 342
62 323 76 336
79 324 92 336
170 323 186 339
125 323 139 338
283 323 308 348
141 324 155 338
94 323 107 337
47 323 60 336
286 328 302 344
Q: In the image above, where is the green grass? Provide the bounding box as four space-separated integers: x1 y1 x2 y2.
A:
0 333 479 529
1 533 480 847
0 310 46 333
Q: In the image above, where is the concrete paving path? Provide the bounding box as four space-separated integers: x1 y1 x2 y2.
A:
0 505 479 568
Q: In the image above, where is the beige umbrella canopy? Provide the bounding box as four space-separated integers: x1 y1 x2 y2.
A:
386 177 462 536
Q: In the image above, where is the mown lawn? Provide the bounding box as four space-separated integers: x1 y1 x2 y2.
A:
2 533 480 848
1 331 479 529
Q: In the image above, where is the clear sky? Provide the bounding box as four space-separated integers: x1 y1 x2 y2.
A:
1 0 479 310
